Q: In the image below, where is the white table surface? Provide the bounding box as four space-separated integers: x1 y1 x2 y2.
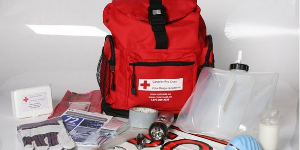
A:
0 0 298 149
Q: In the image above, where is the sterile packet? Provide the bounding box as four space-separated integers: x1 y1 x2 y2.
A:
48 90 102 119
69 102 90 111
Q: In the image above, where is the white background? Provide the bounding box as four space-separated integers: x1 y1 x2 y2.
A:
0 0 298 150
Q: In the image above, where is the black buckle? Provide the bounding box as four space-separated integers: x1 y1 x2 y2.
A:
149 17 165 25
148 5 166 25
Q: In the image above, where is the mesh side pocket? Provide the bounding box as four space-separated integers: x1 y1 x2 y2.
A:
97 52 111 102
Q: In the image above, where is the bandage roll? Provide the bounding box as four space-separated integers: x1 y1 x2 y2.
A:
129 107 158 128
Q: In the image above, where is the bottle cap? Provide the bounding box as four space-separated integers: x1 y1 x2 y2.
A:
229 51 249 71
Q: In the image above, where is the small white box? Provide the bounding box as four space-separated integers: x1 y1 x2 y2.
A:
11 85 53 118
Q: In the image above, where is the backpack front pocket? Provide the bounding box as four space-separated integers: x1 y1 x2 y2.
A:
127 56 197 113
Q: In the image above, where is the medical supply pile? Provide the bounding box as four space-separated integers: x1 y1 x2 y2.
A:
15 91 129 149
13 50 281 150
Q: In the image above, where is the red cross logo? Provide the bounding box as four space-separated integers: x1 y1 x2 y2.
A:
23 97 29 102
140 80 150 89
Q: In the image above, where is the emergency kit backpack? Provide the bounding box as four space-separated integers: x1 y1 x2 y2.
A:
97 0 214 118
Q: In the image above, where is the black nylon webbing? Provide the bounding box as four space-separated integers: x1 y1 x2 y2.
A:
150 0 162 5
148 0 168 49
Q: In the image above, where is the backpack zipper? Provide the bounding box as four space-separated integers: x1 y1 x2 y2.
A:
106 35 116 91
129 61 195 66
129 61 195 95
131 64 136 95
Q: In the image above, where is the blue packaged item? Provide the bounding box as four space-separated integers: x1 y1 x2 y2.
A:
226 134 262 150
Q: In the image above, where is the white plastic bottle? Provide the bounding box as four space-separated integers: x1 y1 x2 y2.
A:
259 110 281 150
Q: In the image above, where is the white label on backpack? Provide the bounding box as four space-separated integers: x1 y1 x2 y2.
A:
138 78 183 91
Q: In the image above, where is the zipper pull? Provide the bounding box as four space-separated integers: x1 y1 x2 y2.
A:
111 72 115 91
111 65 115 91
131 65 136 95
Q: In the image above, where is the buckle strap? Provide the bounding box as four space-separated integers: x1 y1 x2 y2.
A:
149 17 166 26
148 0 168 49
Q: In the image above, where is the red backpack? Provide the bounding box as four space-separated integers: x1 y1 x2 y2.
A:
97 0 214 118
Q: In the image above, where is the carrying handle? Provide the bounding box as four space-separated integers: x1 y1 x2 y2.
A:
216 73 237 127
219 51 249 113
219 73 237 112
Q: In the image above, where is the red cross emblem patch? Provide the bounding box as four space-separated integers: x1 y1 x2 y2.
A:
140 80 150 89
23 97 29 102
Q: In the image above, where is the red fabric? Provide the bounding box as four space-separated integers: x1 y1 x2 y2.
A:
103 3 204 50
101 0 214 114
113 0 197 22
48 90 102 119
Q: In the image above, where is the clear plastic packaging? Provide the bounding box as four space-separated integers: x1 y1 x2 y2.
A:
69 102 91 111
176 52 279 140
